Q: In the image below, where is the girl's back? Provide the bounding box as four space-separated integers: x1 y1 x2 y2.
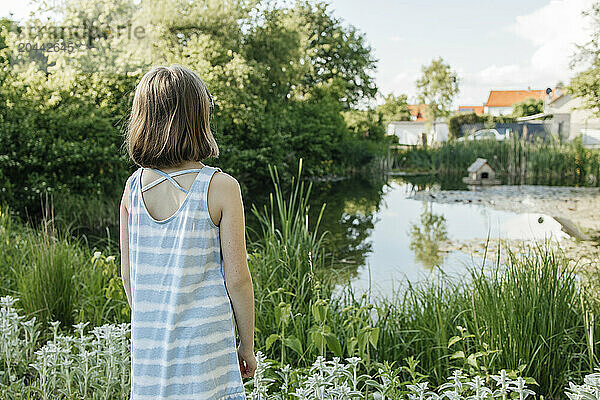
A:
128 164 245 399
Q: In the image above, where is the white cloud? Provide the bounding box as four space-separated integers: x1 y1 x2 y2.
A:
511 0 594 77
455 0 595 106
476 64 523 87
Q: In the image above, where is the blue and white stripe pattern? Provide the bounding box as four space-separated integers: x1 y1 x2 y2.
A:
128 165 246 400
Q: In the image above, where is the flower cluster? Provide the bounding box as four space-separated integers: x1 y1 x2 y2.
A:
1 295 131 399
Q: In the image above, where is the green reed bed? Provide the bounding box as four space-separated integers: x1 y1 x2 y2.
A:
328 240 598 398
247 160 338 367
393 136 600 186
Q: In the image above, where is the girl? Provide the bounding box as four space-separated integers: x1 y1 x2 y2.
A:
119 65 256 400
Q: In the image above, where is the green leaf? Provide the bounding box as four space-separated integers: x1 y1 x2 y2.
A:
369 327 379 349
448 335 462 348
347 337 357 355
450 351 465 359
357 330 368 352
311 330 324 349
324 333 342 357
466 354 478 368
283 336 303 355
266 334 279 350
524 377 539 386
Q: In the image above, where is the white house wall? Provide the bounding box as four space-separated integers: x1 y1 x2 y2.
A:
387 121 449 144
546 95 600 146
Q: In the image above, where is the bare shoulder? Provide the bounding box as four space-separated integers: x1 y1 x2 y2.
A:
120 173 136 212
211 170 242 201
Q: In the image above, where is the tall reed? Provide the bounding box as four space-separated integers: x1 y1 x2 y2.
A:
393 136 600 186
248 159 333 366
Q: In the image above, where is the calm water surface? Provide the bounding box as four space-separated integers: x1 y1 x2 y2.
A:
245 174 570 299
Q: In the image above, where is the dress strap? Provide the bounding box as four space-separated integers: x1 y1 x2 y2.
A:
141 168 205 194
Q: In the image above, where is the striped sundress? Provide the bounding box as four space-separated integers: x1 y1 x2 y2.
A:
127 164 247 400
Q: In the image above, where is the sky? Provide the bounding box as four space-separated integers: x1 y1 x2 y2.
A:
1 0 595 108
327 0 595 107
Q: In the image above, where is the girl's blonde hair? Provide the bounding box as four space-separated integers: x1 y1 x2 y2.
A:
125 65 218 168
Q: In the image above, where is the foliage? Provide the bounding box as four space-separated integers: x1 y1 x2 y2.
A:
0 204 130 333
376 93 411 127
415 57 460 122
343 108 386 141
569 66 600 116
0 295 538 400
0 67 134 221
248 159 334 367
289 1 378 110
447 113 517 140
408 203 448 269
393 135 600 186
0 0 384 228
1 295 131 399
448 112 483 139
512 98 544 118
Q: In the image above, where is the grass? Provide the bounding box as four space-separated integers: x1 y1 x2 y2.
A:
0 202 128 343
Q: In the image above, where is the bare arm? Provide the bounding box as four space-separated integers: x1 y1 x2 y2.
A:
216 174 255 375
119 177 132 308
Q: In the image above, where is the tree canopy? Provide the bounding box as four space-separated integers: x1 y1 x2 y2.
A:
415 57 459 122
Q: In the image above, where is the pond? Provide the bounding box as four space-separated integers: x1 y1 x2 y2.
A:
244 173 580 300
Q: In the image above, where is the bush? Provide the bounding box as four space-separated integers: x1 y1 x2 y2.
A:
0 70 134 222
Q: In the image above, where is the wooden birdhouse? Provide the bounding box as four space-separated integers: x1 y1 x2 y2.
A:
462 158 500 185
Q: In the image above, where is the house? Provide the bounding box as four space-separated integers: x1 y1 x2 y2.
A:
543 91 600 147
408 104 427 121
484 89 547 116
386 121 425 145
458 105 484 115
387 119 448 145
462 158 500 185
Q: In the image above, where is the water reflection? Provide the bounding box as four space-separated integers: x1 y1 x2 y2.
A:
408 202 449 270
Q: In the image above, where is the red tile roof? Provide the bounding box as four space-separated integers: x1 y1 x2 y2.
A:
408 104 427 121
485 90 547 107
458 106 485 115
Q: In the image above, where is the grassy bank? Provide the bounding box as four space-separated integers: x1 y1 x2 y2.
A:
0 161 599 398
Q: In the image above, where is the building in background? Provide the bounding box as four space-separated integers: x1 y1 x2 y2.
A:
544 91 600 147
458 105 485 115
387 119 448 145
407 104 427 121
484 89 547 116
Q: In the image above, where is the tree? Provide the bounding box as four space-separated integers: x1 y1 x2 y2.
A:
512 98 544 118
376 93 410 127
291 1 378 109
569 2 600 115
415 57 459 123
343 108 385 140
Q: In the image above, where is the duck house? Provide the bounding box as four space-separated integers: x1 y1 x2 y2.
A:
462 158 500 185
